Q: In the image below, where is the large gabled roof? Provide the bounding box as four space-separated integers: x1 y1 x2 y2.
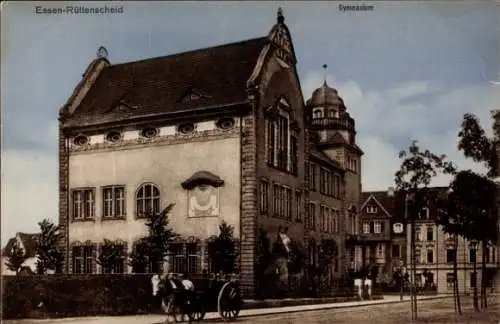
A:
61 37 269 128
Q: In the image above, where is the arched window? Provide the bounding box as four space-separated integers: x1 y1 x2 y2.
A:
136 183 161 218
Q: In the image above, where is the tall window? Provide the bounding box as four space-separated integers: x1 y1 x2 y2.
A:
308 203 317 229
273 184 280 217
446 249 456 263
295 190 302 222
376 244 384 259
72 189 95 220
72 245 94 274
277 115 289 170
446 273 455 289
427 249 434 263
309 163 317 191
101 243 126 274
170 243 185 274
427 227 434 241
469 248 476 263
102 186 126 219
260 180 269 215
392 244 400 258
136 183 160 218
291 135 298 174
266 119 276 166
334 174 341 197
363 222 370 234
415 248 421 264
169 243 200 274
470 272 477 288
374 221 382 234
186 243 199 274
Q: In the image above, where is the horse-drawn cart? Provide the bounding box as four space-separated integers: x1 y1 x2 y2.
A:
156 274 243 323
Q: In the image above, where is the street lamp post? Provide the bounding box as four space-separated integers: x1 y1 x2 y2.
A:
470 239 479 311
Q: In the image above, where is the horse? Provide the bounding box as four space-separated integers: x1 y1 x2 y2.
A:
151 273 191 318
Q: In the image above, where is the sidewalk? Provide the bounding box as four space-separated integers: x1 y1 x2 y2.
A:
4 294 452 324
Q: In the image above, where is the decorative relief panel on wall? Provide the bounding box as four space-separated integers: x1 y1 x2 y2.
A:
188 185 220 218
181 171 225 218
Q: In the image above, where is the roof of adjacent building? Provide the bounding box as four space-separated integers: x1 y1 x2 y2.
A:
360 191 396 216
2 233 40 258
309 145 344 171
62 37 269 128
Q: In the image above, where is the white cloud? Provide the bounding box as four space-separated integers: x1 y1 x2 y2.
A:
302 72 498 192
1 149 58 245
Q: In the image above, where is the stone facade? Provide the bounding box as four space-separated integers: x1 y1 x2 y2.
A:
57 10 364 298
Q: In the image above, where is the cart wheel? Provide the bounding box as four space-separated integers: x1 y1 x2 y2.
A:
217 281 242 321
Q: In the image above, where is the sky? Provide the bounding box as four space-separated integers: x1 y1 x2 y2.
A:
1 1 499 245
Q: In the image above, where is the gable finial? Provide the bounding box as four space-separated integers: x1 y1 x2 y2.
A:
97 46 108 60
277 7 285 24
322 64 328 86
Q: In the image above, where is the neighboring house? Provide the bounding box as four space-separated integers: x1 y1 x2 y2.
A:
56 9 363 298
2 232 40 275
361 187 499 294
359 191 394 282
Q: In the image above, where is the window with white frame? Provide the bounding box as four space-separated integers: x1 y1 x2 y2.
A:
367 206 377 214
136 183 160 218
419 207 430 219
374 221 382 234
265 108 290 171
72 244 95 274
72 188 95 220
446 273 455 289
376 244 385 259
102 186 126 219
363 222 370 234
295 190 302 222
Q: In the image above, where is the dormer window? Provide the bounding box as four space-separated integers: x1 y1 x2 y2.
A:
106 131 122 143
73 135 89 146
177 123 196 135
367 206 377 214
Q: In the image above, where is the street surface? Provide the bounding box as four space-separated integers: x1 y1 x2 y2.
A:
226 296 499 324
4 295 499 324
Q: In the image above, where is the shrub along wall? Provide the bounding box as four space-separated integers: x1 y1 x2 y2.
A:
2 274 163 319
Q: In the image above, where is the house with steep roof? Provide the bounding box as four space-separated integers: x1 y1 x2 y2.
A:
361 187 500 294
2 232 40 275
57 9 364 297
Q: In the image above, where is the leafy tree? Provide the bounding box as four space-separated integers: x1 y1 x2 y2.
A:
394 140 456 319
458 112 499 308
96 239 127 274
208 221 237 274
35 219 63 274
439 171 497 310
130 203 177 273
5 240 28 274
